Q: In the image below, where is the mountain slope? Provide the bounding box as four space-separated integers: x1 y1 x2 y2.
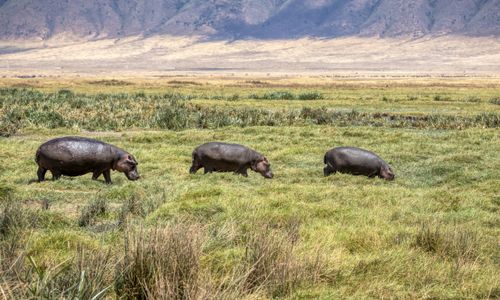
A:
0 0 498 40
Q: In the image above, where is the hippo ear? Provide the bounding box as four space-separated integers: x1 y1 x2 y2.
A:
250 159 257 171
126 155 137 165
250 159 260 171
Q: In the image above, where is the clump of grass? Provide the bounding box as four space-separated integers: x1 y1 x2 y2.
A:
115 223 204 299
0 202 38 238
489 97 500 105
298 92 324 100
433 95 452 101
57 89 75 99
464 96 481 103
0 183 14 200
167 80 202 86
88 79 132 86
251 91 295 100
7 248 114 299
0 106 23 137
78 198 107 227
244 80 269 86
117 195 146 228
243 224 300 297
414 223 481 262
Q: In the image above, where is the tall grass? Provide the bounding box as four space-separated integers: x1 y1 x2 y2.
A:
0 88 497 136
116 223 204 299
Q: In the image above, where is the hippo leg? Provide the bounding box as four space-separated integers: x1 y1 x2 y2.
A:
37 167 47 182
51 170 62 181
92 170 102 180
189 164 202 174
103 169 112 184
237 167 248 177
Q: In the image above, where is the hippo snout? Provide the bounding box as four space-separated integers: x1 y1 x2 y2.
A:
126 171 140 181
264 172 273 179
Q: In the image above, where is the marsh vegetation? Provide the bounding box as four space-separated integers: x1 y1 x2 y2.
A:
0 77 498 298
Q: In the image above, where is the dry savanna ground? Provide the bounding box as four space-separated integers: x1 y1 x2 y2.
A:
0 76 499 299
1 36 500 76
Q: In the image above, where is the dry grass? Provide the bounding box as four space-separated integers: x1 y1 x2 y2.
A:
1 36 499 76
116 223 204 300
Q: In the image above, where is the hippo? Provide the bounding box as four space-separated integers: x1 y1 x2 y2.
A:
323 147 395 180
35 136 140 184
189 142 273 178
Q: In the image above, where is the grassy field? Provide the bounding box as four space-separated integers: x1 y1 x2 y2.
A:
0 77 499 299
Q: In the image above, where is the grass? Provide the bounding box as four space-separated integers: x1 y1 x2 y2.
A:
0 77 499 298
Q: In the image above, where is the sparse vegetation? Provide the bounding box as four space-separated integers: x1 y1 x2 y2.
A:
0 77 499 298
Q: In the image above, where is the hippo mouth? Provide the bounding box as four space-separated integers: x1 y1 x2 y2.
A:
264 172 273 179
125 171 140 181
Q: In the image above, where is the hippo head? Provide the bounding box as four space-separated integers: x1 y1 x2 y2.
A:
114 154 140 181
251 157 273 179
380 165 395 181
323 165 334 176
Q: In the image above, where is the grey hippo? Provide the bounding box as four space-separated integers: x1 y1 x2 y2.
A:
323 146 395 180
36 136 140 184
189 142 273 178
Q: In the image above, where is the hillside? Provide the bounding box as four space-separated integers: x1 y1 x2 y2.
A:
0 0 499 40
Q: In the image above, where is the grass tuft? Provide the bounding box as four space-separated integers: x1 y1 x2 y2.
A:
116 223 204 299
78 198 107 227
414 223 481 262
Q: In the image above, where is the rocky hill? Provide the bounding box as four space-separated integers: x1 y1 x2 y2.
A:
0 0 498 40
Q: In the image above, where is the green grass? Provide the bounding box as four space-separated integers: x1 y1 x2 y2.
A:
0 78 499 298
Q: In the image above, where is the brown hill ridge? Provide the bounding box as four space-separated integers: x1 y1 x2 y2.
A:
0 0 499 40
